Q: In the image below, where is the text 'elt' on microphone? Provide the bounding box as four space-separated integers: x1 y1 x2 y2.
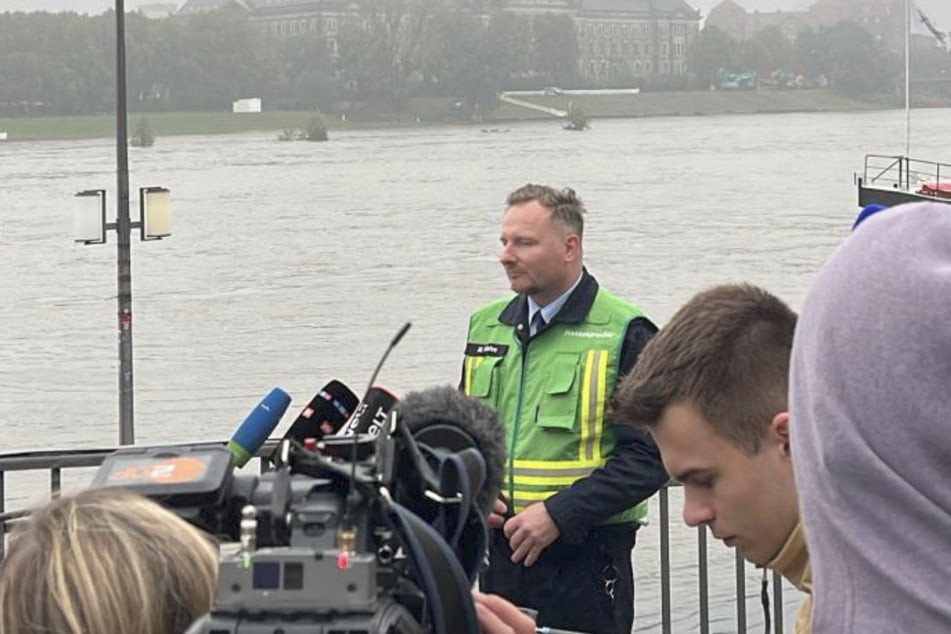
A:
336 385 399 437
227 387 291 468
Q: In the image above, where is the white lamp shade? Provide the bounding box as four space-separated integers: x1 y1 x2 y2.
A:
143 187 172 238
73 190 105 243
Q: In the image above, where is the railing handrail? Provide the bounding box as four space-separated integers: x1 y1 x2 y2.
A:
864 154 951 191
865 154 904 185
0 444 791 633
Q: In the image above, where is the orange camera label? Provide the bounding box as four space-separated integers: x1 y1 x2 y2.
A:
108 456 208 484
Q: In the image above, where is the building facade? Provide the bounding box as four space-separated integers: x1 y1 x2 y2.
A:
178 0 702 81
576 0 700 80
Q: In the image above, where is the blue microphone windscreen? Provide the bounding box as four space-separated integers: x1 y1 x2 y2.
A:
229 387 291 466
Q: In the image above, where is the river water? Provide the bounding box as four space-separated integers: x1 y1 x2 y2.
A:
1 108 948 631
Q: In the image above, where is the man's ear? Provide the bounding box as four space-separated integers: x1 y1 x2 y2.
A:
564 233 581 263
769 412 791 460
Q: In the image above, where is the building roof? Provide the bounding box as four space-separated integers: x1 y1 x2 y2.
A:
580 0 700 16
177 0 250 14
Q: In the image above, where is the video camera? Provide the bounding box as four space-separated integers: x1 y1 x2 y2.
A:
90 385 504 634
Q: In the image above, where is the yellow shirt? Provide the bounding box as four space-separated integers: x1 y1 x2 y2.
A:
766 520 812 634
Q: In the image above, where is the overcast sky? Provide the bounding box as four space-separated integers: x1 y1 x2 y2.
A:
0 0 948 28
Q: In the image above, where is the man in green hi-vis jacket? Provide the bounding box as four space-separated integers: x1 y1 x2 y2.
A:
462 183 668 634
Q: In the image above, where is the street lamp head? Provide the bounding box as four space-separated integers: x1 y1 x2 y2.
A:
73 189 107 245
140 186 172 241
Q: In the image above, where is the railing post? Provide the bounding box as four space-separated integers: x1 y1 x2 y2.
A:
0 471 5 559
735 548 746 632
660 486 671 634
51 468 62 498
773 569 784 633
698 526 709 634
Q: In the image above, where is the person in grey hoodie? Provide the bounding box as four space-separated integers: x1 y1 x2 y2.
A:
790 201 951 632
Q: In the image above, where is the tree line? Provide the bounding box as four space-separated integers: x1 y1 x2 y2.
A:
2 9 947 117
687 21 951 97
0 8 579 117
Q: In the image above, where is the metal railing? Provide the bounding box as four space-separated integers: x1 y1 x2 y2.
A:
863 155 950 194
0 445 789 633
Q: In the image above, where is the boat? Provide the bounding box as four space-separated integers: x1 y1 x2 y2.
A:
857 155 951 207
856 2 950 209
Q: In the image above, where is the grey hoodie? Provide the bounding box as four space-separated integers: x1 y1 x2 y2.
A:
790 201 951 632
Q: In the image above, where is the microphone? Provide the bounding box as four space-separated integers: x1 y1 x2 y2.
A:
335 384 398 437
343 322 411 526
226 387 291 468
275 380 359 447
393 385 505 519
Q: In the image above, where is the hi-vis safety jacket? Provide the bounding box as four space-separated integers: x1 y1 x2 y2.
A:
463 270 668 541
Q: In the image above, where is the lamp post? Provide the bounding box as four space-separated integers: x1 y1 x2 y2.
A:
115 0 133 446
73 0 173 446
73 187 172 446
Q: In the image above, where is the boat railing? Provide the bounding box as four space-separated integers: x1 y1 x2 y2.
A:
863 154 949 192
0 445 789 634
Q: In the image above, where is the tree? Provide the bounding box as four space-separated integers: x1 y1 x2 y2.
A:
532 14 578 85
279 35 339 110
687 26 739 88
792 22 900 96
336 0 433 107
740 26 792 76
484 13 533 84
131 117 155 147
417 10 501 114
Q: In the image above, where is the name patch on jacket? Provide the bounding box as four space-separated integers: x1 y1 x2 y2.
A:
465 343 509 357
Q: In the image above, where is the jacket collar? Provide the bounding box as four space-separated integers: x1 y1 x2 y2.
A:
497 268 598 331
767 520 812 594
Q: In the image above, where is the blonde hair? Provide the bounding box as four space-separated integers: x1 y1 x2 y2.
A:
0 487 218 634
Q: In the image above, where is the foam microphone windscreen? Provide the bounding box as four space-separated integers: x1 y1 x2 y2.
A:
227 387 292 468
394 385 505 517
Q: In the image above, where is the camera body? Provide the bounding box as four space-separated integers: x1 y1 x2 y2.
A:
91 416 488 634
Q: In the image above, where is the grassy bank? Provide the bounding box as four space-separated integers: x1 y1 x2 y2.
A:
0 111 332 142
0 90 897 142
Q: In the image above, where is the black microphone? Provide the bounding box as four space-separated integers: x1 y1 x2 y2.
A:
270 380 358 462
343 322 412 526
335 384 398 437
393 385 506 519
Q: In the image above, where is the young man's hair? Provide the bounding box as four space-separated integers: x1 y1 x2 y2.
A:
506 183 585 239
0 487 218 634
612 283 796 454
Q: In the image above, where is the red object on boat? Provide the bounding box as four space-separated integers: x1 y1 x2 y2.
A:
918 181 951 199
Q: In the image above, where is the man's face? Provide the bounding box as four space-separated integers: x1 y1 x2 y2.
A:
651 402 799 565
499 200 578 305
